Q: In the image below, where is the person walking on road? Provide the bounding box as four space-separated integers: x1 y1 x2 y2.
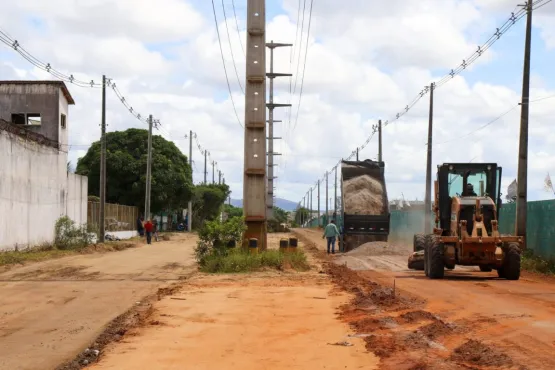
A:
322 219 340 254
144 219 154 245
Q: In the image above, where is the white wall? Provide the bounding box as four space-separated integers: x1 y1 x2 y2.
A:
0 129 88 251
66 173 87 225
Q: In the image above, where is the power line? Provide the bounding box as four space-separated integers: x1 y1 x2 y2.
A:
298 0 553 201
221 0 245 94
210 0 244 128
0 27 165 132
292 0 314 132
231 0 245 56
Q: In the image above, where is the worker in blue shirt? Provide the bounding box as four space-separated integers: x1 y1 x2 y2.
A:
322 219 340 254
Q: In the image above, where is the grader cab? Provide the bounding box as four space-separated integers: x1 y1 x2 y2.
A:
408 163 523 280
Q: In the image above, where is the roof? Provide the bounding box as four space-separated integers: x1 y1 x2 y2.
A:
0 80 75 105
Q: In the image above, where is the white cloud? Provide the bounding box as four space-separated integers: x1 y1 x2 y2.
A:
1 0 554 205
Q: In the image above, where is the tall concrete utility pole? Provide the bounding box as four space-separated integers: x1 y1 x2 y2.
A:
243 0 268 249
325 172 328 225
204 150 208 184
309 187 313 220
356 148 359 161
99 75 107 243
188 130 193 232
212 160 216 184
424 83 435 235
266 41 292 219
378 119 383 162
219 170 222 184
144 114 153 221
516 1 533 247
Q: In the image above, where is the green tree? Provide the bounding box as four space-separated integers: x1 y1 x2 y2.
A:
192 184 230 228
294 207 309 225
76 128 193 213
224 204 243 219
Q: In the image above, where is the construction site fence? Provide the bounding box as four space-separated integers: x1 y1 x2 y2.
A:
302 199 555 259
87 201 139 234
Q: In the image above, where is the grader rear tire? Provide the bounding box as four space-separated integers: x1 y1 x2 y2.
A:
428 235 445 279
499 243 521 280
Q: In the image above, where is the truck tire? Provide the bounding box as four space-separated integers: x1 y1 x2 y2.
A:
479 266 493 272
423 239 430 277
414 234 425 252
498 243 521 280
428 235 445 279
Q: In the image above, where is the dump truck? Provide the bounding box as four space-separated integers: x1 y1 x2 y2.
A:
407 163 523 280
339 159 390 252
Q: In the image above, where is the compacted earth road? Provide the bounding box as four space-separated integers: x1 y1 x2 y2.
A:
0 234 198 370
3 229 555 370
298 228 555 370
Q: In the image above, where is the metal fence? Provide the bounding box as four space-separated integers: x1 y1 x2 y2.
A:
87 201 139 233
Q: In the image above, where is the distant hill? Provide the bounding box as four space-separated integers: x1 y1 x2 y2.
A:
230 198 298 212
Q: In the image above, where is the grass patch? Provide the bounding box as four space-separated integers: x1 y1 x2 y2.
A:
200 249 310 273
0 242 137 267
0 247 75 266
522 249 555 275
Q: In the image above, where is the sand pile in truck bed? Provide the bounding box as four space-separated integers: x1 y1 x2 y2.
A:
343 175 384 215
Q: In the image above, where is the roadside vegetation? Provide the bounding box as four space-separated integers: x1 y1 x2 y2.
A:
195 216 309 273
521 249 555 275
0 216 134 267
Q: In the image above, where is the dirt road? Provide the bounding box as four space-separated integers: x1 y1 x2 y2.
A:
87 234 379 370
0 234 197 370
297 228 555 369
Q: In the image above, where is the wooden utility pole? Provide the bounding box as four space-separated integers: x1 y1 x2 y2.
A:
187 130 193 232
378 119 383 162
516 1 533 247
144 115 153 221
99 75 107 243
325 172 328 225
334 165 338 217
424 83 435 235
204 150 207 184
243 0 267 249
266 41 292 219
317 180 321 227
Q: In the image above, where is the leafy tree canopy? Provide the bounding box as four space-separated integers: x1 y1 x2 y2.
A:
76 128 193 213
192 184 230 228
223 204 243 219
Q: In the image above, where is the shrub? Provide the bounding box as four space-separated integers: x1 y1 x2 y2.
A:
194 216 247 265
200 249 310 273
54 216 94 250
521 249 555 275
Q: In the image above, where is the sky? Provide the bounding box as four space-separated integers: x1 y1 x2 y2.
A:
1 0 555 206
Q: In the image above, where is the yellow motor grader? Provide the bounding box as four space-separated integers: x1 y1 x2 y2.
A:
407 163 523 280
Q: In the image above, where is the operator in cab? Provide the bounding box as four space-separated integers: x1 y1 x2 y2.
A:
462 183 477 196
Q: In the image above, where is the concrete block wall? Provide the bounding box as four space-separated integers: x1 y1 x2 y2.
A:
0 129 88 251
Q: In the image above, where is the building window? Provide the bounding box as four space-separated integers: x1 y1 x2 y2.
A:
27 114 41 126
10 113 41 126
61 114 67 129
11 113 25 125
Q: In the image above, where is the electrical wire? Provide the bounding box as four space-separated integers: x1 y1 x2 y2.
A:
298 0 552 203
0 28 166 132
292 0 314 132
210 0 244 128
221 0 245 94
231 0 245 57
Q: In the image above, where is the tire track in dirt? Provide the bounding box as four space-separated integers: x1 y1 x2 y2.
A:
326 263 526 370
